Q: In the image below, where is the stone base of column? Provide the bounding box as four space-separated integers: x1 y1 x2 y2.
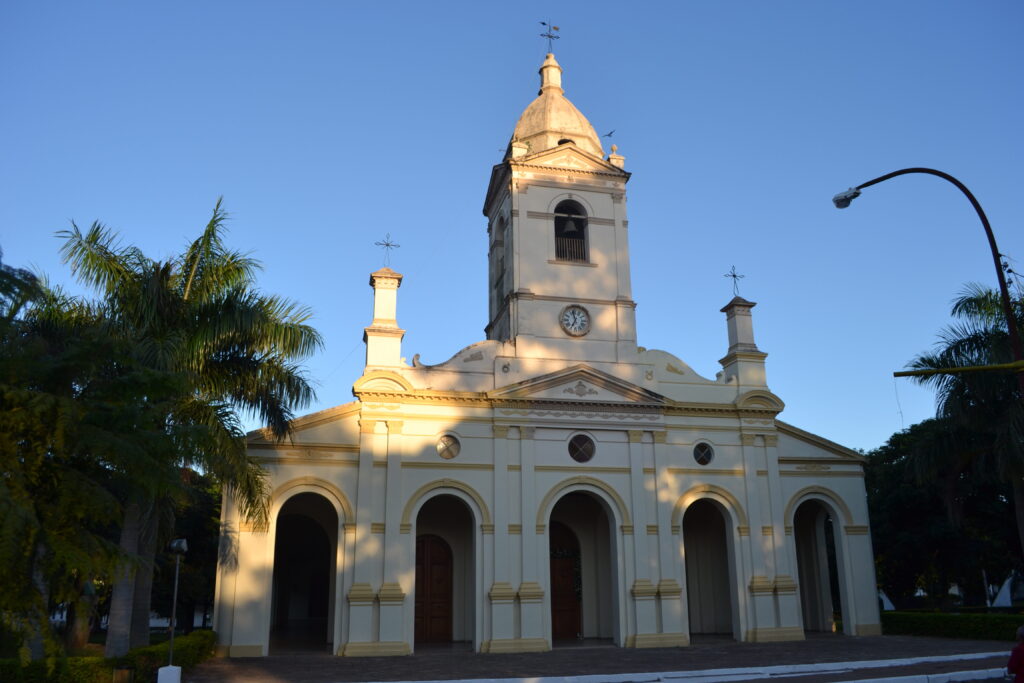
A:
743 626 805 642
628 632 689 648
480 638 549 653
340 641 411 656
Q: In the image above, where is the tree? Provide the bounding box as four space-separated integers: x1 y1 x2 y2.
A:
58 200 322 656
908 283 1024 565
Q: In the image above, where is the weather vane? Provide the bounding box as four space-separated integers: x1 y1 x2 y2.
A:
539 21 560 52
375 233 400 266
724 265 745 296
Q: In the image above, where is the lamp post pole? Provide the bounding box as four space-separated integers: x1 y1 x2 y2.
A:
833 167 1024 393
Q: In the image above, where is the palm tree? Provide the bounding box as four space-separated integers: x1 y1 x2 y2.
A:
58 199 322 656
908 283 1024 563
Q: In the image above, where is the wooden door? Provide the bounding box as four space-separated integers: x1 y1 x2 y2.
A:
415 535 453 642
549 522 582 641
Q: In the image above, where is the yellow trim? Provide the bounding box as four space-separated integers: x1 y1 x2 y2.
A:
401 462 494 470
342 641 411 657
400 478 493 529
671 484 749 528
784 485 855 526
480 638 549 653
352 370 415 393
535 476 633 530
228 645 263 657
845 525 870 535
632 633 688 648
271 476 354 523
744 627 805 642
535 465 630 474
856 623 883 636
666 467 745 476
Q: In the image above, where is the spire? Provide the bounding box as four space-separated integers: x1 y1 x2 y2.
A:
539 53 563 95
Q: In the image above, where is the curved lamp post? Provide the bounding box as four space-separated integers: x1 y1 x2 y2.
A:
833 167 1024 391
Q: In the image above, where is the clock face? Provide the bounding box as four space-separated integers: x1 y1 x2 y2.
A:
560 305 591 336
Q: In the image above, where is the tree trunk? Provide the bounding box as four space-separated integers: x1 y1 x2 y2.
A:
105 502 141 658
129 508 158 649
1013 477 1024 566
65 578 96 653
27 542 50 661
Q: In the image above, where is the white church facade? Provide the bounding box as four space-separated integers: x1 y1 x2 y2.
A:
212 53 881 657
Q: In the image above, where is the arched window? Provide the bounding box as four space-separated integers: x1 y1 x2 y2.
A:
554 200 588 263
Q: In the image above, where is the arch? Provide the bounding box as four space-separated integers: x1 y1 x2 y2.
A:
401 479 493 528
272 476 354 523
536 476 632 530
671 484 749 530
546 193 596 217
735 389 785 412
552 199 589 263
784 486 854 527
352 370 415 393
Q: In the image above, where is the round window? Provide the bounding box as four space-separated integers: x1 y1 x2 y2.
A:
568 434 595 463
437 434 461 459
693 442 714 466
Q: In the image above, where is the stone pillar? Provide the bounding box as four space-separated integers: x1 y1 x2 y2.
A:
652 431 687 646
516 427 548 650
718 297 768 387
486 425 517 650
378 420 411 654
626 431 657 645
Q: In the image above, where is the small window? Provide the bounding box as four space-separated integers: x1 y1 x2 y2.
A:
557 138 574 145
693 442 714 466
554 200 588 262
568 434 595 463
437 434 461 459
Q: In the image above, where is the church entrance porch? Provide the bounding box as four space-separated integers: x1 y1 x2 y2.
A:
794 500 846 634
548 492 616 646
414 495 475 647
683 499 737 639
269 492 338 654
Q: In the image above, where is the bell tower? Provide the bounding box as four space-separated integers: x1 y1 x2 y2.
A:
482 54 636 363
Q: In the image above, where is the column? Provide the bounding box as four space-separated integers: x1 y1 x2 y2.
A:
652 431 686 646
516 426 548 650
486 425 517 650
377 420 410 654
626 430 657 646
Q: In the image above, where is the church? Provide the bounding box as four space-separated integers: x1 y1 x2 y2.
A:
212 53 881 657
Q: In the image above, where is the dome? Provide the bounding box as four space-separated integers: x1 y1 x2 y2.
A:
510 54 605 159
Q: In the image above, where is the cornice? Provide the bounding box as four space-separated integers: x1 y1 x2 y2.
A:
776 420 864 461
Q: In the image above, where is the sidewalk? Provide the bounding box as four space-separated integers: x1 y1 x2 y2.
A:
187 635 1010 683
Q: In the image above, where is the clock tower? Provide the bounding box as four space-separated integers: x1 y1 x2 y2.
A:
483 53 636 363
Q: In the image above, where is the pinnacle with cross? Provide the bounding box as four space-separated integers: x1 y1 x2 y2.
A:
539 21 560 52
724 265 745 297
375 233 400 267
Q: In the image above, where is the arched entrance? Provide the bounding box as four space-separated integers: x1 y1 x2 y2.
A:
683 499 736 637
414 495 474 646
548 492 615 645
794 499 845 633
270 492 338 653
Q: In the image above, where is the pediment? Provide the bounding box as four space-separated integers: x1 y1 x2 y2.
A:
519 146 625 175
489 364 666 405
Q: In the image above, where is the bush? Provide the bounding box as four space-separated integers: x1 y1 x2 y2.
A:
882 611 1023 640
0 630 216 682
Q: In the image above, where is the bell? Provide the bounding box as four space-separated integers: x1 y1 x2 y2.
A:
562 219 578 234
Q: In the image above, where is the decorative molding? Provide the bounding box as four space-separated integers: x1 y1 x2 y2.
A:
748 576 773 594
517 581 544 603
399 523 412 534
370 523 385 534
627 430 644 443
400 478 493 528
652 431 667 444
536 476 633 530
642 467 656 475
521 426 536 439
772 575 798 594
386 420 403 434
671 483 750 528
536 524 546 535
657 579 683 598
493 425 510 438
761 526 774 537
764 434 779 447
620 525 634 535
737 525 750 537
783 485 855 526
646 524 659 535
377 583 405 604
347 583 376 605
401 462 494 471
631 579 658 598
535 465 630 474
488 582 516 603
344 522 357 535
780 469 863 478
741 433 759 446
666 467 744 477
845 525 870 535
271 476 354 523
670 524 681 535
359 420 378 434
507 524 522 535
481 524 495 535
784 525 793 535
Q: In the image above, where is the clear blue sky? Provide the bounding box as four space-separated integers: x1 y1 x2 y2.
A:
3 1 1022 452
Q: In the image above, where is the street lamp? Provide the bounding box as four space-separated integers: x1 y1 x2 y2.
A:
158 539 188 683
833 167 1024 391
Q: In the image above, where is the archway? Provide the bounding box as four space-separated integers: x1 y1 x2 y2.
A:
414 495 475 646
794 499 845 633
548 492 616 645
683 499 737 638
270 492 338 653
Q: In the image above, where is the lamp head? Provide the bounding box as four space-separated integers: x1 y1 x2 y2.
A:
168 538 188 555
832 187 861 209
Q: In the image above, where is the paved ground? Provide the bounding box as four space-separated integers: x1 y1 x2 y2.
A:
187 635 1012 683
